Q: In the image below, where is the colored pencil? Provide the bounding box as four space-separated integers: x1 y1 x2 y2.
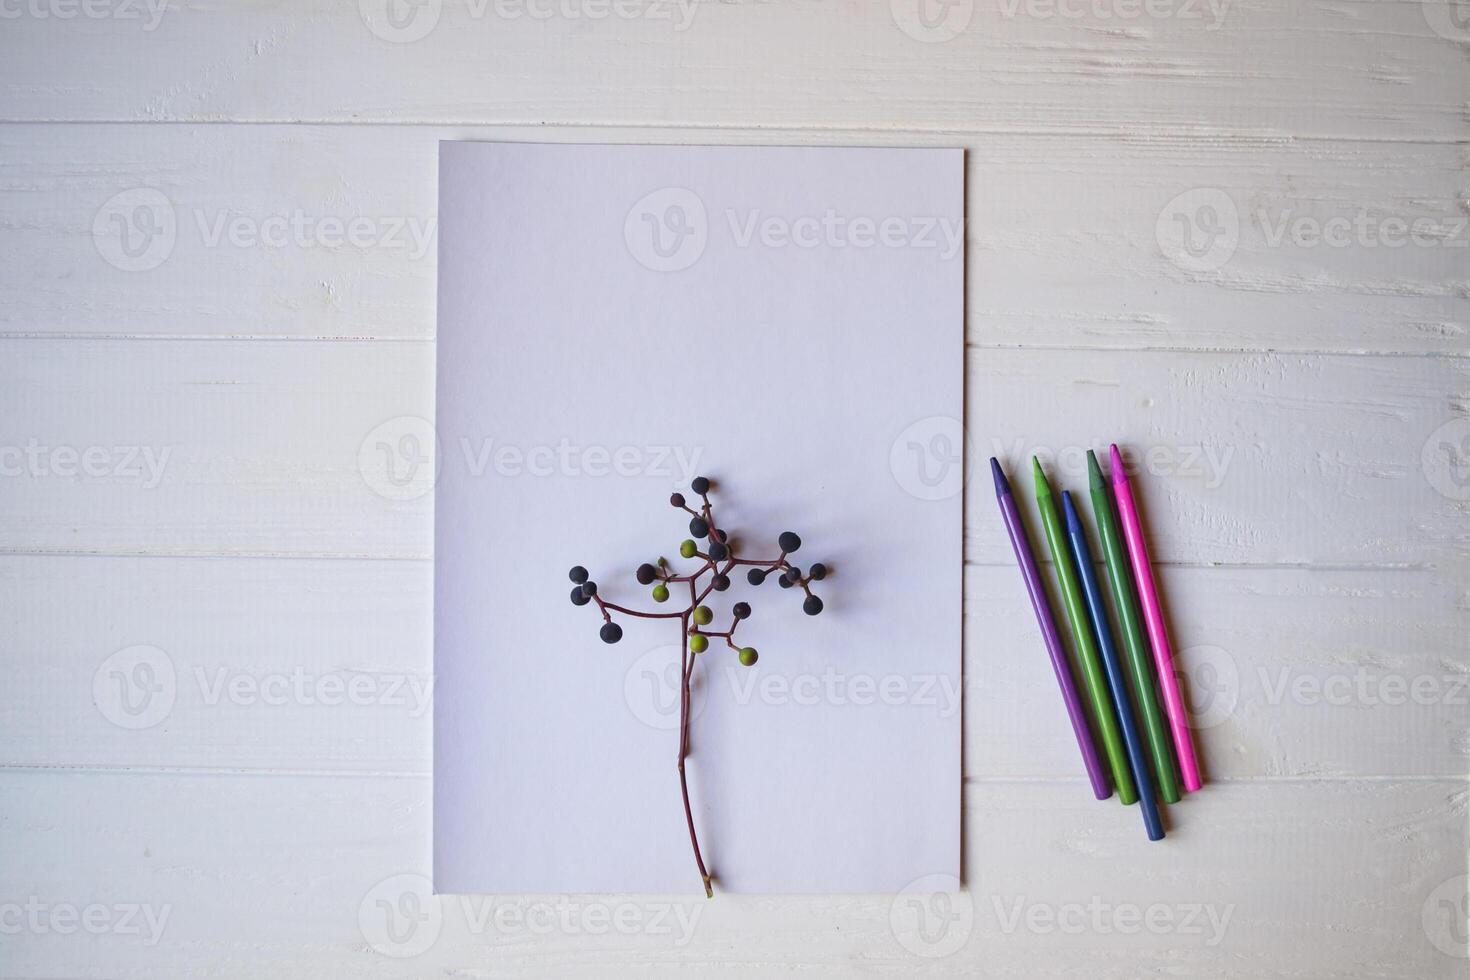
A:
991 458 1110 800
1109 444 1203 792
1063 491 1166 840
1032 458 1136 804
1088 450 1181 804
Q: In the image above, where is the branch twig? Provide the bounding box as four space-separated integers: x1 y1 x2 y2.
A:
570 483 825 898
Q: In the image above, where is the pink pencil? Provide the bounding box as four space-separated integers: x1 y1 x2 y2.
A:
1108 444 1202 792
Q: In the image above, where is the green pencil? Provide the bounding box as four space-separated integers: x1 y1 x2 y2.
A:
1088 450 1181 804
1033 458 1136 804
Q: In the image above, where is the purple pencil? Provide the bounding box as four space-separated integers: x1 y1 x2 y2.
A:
992 457 1111 799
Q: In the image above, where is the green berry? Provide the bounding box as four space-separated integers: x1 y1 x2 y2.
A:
679 539 697 559
738 647 758 667
690 633 709 654
652 583 670 603
693 605 713 626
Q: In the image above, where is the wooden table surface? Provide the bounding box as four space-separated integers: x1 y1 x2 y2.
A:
1 2 1467 976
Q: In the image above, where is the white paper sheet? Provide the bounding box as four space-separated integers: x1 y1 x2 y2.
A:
434 141 963 894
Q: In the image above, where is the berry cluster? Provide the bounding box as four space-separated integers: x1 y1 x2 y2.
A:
565 474 830 897
568 476 827 664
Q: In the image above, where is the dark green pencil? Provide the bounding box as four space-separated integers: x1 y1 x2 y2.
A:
1088 450 1181 803
1033 457 1136 804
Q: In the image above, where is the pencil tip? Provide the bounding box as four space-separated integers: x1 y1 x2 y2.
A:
1031 456 1051 495
990 457 1010 497
1062 490 1083 532
1087 450 1106 491
1109 444 1126 483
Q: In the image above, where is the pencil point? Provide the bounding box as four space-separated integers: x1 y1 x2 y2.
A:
1108 444 1127 484
1031 456 1052 496
990 457 1010 497
1087 450 1106 491
1062 490 1083 533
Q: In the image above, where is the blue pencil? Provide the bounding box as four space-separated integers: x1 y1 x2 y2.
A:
1063 491 1166 841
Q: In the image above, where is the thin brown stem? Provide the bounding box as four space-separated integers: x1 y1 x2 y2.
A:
721 613 743 650
676 611 713 898
665 558 714 584
729 553 788 568
593 597 683 621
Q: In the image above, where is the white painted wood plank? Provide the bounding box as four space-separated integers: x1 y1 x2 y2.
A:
1 124 438 342
3 124 1466 353
0 337 434 558
2 555 434 773
3 556 1464 778
2 339 1463 564
0 0 1464 142
0 771 1462 977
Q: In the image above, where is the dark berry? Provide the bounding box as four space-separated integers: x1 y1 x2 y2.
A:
600 622 623 644
777 574 793 589
747 569 767 586
778 531 801 553
689 516 709 539
569 565 589 584
732 601 751 619
710 528 727 544
570 587 590 606
809 562 827 581
670 492 686 508
636 562 657 585
803 595 823 616
691 476 710 495
580 581 598 598
712 574 731 591
709 540 728 561
786 565 802 580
